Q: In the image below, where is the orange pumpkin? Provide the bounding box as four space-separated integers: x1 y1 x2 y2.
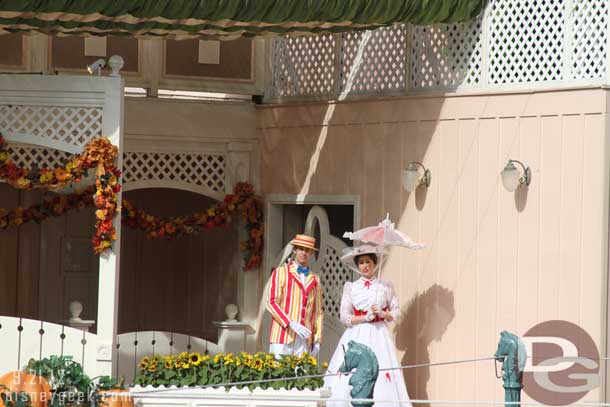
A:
98 388 134 407
0 371 51 407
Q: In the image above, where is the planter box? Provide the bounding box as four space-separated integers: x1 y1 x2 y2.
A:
130 385 331 407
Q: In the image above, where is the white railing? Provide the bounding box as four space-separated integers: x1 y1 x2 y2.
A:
116 331 222 385
0 317 226 385
267 0 609 101
0 317 98 375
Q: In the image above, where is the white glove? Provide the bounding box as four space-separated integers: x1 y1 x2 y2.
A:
369 304 382 315
289 321 312 339
311 342 321 357
365 311 376 322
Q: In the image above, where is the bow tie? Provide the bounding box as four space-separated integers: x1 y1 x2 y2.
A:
297 265 310 276
364 280 371 289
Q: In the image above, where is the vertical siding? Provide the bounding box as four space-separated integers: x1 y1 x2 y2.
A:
0 184 241 344
118 188 240 342
0 184 41 318
258 88 609 404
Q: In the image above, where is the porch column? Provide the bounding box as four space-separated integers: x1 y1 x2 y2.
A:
96 75 125 377
227 142 259 352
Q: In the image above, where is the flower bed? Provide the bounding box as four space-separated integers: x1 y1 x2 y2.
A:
135 352 327 391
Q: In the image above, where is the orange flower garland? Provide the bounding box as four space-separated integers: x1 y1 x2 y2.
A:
0 136 263 269
0 135 121 254
122 182 264 271
0 186 95 229
0 182 263 271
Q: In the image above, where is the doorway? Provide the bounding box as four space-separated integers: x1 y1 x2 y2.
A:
259 194 360 360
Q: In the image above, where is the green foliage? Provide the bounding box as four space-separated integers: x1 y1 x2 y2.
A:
0 385 33 407
134 351 326 391
0 392 32 407
25 356 120 407
27 355 89 407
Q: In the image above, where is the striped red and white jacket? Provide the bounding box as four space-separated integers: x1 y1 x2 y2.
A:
266 261 323 346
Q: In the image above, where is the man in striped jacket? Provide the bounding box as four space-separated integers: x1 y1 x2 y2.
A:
266 234 323 357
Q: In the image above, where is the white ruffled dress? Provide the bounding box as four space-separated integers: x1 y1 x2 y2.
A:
324 277 412 407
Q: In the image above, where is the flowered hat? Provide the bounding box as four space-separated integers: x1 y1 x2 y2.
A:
291 234 319 251
340 244 385 266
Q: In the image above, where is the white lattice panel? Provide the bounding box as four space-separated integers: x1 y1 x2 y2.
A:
267 1 610 97
340 26 408 94
0 105 102 150
410 19 483 88
488 0 564 84
572 0 607 80
6 145 74 169
123 152 226 193
319 244 353 320
271 34 337 98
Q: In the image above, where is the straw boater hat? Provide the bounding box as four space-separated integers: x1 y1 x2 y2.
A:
340 244 385 266
291 234 319 251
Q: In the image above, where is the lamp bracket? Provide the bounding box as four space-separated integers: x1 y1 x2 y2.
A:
422 168 432 187
508 160 531 187
522 167 532 186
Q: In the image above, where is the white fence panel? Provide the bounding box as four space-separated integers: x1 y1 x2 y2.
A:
117 331 223 385
0 317 97 376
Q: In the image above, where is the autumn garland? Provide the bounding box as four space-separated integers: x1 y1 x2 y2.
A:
0 181 264 271
122 182 264 271
0 136 263 269
0 185 96 229
0 135 121 254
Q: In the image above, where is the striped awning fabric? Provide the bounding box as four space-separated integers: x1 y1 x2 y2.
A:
0 0 487 39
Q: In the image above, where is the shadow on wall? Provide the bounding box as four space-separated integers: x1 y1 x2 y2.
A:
395 284 455 407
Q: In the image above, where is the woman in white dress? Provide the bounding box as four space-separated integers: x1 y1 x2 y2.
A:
324 244 412 407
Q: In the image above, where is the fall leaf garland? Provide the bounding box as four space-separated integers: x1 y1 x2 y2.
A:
0 158 263 270
0 135 120 254
0 185 96 229
122 181 263 271
0 136 263 269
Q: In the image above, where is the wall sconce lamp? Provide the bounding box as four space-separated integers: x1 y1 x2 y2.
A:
501 159 531 192
86 58 106 76
401 161 431 192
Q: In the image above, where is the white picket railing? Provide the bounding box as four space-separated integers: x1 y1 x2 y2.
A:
116 331 222 385
0 317 225 386
0 317 97 375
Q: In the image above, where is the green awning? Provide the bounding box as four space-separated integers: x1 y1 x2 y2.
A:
0 0 486 39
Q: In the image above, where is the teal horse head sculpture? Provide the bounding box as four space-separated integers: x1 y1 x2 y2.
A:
494 330 527 403
339 340 379 407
